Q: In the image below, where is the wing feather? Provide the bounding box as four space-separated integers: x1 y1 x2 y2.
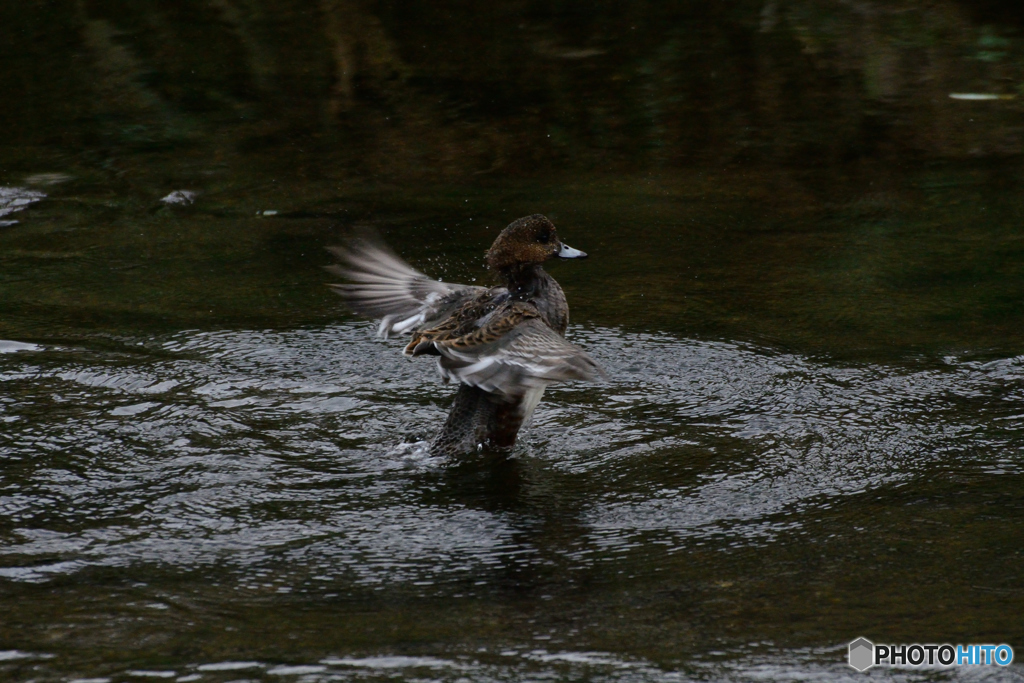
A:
325 235 486 338
435 318 604 395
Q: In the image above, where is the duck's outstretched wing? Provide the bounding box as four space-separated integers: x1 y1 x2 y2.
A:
434 317 604 395
325 236 487 338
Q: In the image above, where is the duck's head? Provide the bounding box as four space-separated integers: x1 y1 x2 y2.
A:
485 214 587 272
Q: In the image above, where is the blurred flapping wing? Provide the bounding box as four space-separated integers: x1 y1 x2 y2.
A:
326 235 485 338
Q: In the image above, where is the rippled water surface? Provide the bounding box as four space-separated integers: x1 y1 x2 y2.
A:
4 1 1024 681
3 316 1023 680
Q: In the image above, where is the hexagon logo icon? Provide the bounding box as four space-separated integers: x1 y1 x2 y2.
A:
849 637 874 671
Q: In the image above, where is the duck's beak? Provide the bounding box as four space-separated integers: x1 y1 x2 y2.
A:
557 242 588 259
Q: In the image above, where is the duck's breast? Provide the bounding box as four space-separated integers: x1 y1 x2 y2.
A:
532 273 569 335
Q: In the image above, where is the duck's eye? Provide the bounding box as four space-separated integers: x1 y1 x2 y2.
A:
538 230 551 244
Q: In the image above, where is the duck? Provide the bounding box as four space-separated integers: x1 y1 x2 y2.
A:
326 214 604 456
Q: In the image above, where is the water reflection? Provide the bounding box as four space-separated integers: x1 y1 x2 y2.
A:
5 1 1024 178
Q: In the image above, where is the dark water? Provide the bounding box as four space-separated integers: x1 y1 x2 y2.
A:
3 2 1024 681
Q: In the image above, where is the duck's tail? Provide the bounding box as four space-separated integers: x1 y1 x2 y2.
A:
430 384 542 456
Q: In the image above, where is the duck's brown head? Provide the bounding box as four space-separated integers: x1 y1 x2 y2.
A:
485 214 587 272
